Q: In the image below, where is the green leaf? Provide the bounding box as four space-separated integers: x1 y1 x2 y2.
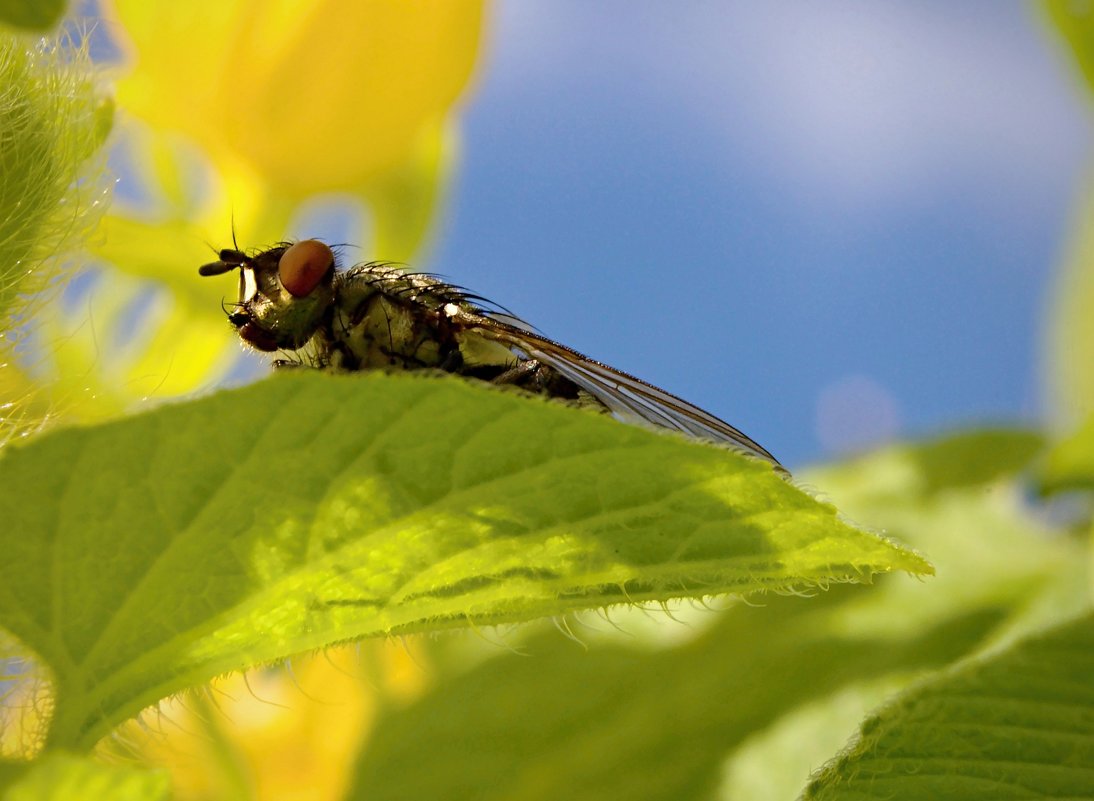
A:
902 429 1043 496
718 432 1088 801
1041 412 1094 492
1044 1 1094 101
0 371 928 750
806 430 1089 641
1038 8 1094 423
1043 179 1094 426
0 752 169 801
803 610 1094 801
346 591 1007 801
0 0 66 31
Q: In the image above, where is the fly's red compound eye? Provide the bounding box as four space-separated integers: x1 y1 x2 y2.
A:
279 239 333 298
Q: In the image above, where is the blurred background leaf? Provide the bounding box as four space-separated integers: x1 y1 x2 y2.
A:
346 595 1007 801
1041 410 1094 492
0 0 68 32
804 611 1094 801
0 751 168 801
0 29 111 442
1043 3 1094 427
0 34 109 321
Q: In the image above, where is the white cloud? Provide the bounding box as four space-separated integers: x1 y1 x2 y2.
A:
699 4 1091 209
487 1 1091 214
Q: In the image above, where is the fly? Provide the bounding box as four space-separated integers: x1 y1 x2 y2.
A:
199 239 783 469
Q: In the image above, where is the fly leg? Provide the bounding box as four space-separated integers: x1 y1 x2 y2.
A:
491 359 582 401
491 359 540 387
273 355 329 370
436 348 464 374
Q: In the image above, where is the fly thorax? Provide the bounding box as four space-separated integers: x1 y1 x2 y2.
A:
332 290 445 370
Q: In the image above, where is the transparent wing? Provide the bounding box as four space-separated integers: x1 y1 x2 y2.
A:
454 307 782 467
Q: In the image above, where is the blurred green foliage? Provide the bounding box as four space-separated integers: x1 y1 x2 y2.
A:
0 31 109 321
1044 1 1094 426
0 0 67 32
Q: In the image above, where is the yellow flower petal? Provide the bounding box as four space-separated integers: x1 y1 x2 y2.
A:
106 0 485 198
99 642 433 801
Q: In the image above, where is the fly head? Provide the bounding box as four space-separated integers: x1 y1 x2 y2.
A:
199 239 337 352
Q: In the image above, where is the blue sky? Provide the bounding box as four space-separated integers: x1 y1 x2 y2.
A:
389 0 1094 467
